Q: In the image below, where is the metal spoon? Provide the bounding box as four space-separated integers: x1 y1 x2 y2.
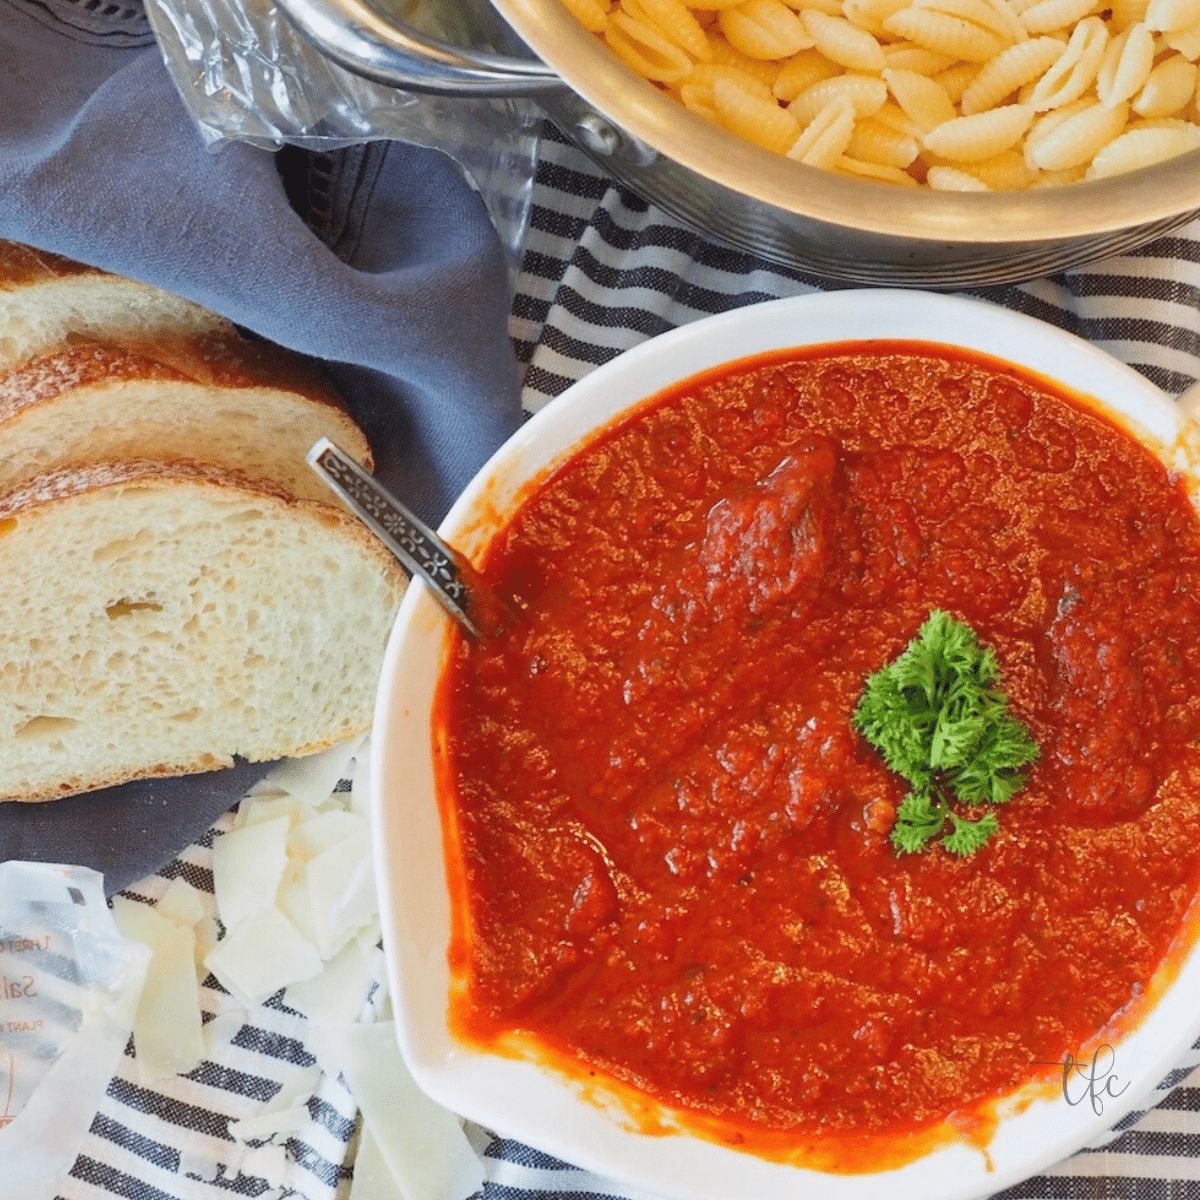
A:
306 438 515 639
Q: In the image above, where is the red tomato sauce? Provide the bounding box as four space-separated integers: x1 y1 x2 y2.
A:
433 344 1200 1158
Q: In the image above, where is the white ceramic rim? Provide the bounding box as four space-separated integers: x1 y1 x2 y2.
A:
372 290 1199 1200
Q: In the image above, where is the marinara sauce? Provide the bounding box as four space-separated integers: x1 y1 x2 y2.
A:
434 345 1200 1154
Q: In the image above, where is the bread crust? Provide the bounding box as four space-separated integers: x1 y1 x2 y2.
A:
0 459 407 804
0 336 372 468
0 240 99 289
0 719 371 804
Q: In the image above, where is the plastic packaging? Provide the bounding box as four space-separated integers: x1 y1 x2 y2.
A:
143 0 541 270
0 863 147 1200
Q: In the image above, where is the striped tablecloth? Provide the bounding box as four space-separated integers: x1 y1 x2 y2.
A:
60 125 1200 1200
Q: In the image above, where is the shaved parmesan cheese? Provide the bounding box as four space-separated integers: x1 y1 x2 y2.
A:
155 877 206 928
211 817 290 929
286 941 373 1025
265 738 362 810
313 1022 483 1200
111 897 204 1082
351 1128 405 1200
263 1064 321 1115
239 794 308 830
277 864 319 946
288 810 367 863
205 908 323 1006
307 834 378 959
194 916 221 969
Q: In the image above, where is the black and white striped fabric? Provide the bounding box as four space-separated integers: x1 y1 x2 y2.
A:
60 126 1200 1200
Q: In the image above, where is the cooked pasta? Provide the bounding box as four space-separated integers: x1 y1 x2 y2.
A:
714 71 804 148
960 37 1064 113
788 97 859 163
1145 0 1200 32
802 10 887 69
565 0 1200 186
923 103 1035 158
719 0 813 58
1026 17 1108 109
1095 24 1155 105
882 9 1008 62
1024 99 1129 166
1133 54 1198 113
789 72 890 120
563 0 612 32
927 163 993 184
773 49 843 98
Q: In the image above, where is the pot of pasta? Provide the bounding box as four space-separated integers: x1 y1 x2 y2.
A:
277 0 1200 282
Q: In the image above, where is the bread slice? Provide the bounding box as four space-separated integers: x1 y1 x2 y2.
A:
0 461 406 804
0 333 372 502
0 241 229 372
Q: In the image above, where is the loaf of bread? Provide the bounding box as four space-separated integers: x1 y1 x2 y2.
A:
0 334 372 502
0 461 406 803
0 241 229 372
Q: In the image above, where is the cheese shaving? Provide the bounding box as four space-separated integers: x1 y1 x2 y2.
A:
111 897 204 1082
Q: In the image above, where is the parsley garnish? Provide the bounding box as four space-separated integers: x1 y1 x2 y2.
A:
853 610 1038 857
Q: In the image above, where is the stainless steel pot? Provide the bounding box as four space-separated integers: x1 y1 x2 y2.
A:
276 0 1200 286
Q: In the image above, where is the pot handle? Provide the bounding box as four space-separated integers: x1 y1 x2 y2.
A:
275 0 563 96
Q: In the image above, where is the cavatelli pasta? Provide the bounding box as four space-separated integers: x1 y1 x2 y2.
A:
837 154 923 180
1133 55 1199 112
719 0 814 59
713 70 804 147
606 13 695 81
1087 121 1200 173
1020 0 1094 34
789 73 890 121
883 8 1008 62
1145 0 1200 31
787 97 858 165
848 117 922 164
927 163 993 184
773 49 843 100
960 37 1064 113
1024 98 1129 165
622 0 713 57
801 10 886 70
883 43 957 72
564 0 1200 187
1095 24 1155 105
1026 16 1108 108
562 0 612 32
884 68 959 128
923 103 1035 158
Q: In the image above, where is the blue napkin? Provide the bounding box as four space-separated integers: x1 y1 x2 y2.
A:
0 0 522 888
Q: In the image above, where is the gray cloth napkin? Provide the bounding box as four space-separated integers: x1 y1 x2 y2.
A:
0 0 522 888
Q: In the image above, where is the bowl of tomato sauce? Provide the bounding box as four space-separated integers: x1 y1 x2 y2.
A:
371 290 1200 1200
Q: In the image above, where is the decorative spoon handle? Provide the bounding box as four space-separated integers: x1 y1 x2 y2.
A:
306 438 498 639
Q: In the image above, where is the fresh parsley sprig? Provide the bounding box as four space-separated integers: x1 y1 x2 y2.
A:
853 610 1038 857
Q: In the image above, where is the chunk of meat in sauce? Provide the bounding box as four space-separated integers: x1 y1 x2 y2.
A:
698 440 840 619
1047 595 1155 820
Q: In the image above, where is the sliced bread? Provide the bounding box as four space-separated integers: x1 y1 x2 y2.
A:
0 333 372 502
0 240 230 372
0 460 406 804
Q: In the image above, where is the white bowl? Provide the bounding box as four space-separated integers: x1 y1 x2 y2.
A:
372 290 1200 1200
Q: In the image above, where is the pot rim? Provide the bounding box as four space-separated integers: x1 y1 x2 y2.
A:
493 0 1200 244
